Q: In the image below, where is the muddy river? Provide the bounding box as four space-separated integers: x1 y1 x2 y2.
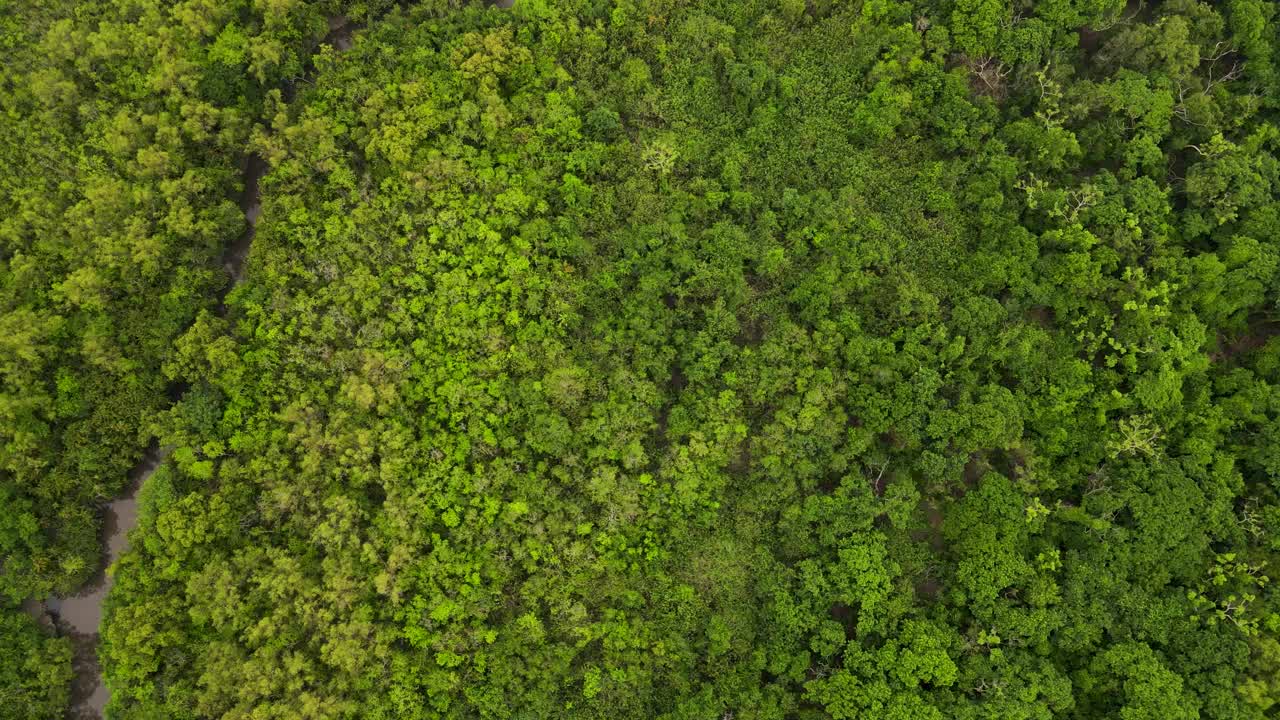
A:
23 17 376 718
29 143 271 719
24 448 162 719
20 7 515 716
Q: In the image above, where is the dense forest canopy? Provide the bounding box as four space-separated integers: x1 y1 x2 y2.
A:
3 0 1280 718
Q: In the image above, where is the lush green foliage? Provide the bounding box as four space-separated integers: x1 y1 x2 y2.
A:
5 0 1280 718
0 608 72 719
0 0 375 600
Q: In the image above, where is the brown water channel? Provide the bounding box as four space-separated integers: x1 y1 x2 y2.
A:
27 144 272 719
21 17 362 720
20 6 522 715
23 448 163 719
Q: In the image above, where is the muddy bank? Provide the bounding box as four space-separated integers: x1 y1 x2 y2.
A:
214 149 266 316
221 154 267 288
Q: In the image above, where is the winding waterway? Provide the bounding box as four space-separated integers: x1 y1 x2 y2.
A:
23 17 360 720
30 142 272 718
22 6 519 714
25 448 163 719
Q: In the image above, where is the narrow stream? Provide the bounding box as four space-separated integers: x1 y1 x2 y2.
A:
25 447 163 719
18 7 529 716
31 143 272 719
224 155 266 285
22 18 360 720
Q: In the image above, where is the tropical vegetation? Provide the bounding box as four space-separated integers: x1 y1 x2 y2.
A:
3 1 1280 718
